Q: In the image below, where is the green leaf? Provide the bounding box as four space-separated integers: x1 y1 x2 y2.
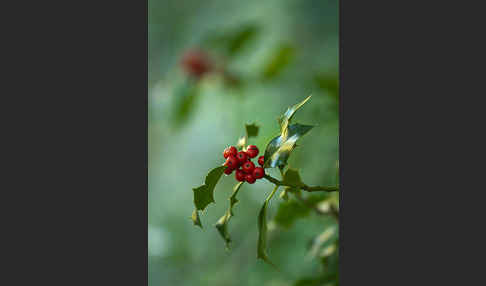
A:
263 123 314 168
192 166 226 211
278 95 312 135
245 123 259 138
273 199 311 229
202 24 259 58
263 97 313 168
282 168 305 192
227 25 259 56
261 44 295 80
191 209 202 228
236 123 259 150
172 79 199 126
314 73 339 100
215 181 244 249
257 186 279 267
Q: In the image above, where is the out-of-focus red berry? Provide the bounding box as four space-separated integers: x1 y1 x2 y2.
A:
235 169 245 182
257 156 265 166
246 145 259 158
236 151 248 164
181 49 212 78
223 146 237 158
245 174 256 184
242 161 255 174
224 155 238 170
253 167 265 179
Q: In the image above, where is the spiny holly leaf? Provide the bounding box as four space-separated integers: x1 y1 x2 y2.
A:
245 123 259 138
273 199 311 229
278 95 312 135
282 168 305 193
257 187 279 267
263 123 314 168
236 123 259 150
263 97 313 168
192 166 226 211
192 209 202 228
257 200 272 265
215 181 244 249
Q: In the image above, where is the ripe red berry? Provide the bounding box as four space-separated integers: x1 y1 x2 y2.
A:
242 161 255 174
224 166 234 175
181 49 211 78
245 174 256 184
235 169 245 182
253 167 265 179
246 145 259 158
236 151 248 164
257 156 265 166
223 146 237 158
224 155 238 169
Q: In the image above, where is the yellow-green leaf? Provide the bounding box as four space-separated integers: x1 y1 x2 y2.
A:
192 209 202 228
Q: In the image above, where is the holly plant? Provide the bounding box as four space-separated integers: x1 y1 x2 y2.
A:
191 95 339 271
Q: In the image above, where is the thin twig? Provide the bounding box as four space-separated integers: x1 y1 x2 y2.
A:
263 174 339 192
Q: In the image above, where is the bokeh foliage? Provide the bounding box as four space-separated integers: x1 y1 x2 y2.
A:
149 0 338 285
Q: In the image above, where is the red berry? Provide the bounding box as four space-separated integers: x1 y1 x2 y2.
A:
235 169 245 182
181 49 211 78
246 145 259 158
236 151 248 164
253 167 265 179
245 174 256 184
242 161 255 174
257 156 265 166
223 146 237 158
224 155 238 169
224 166 234 175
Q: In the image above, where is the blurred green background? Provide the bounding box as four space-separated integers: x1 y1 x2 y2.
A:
149 0 339 285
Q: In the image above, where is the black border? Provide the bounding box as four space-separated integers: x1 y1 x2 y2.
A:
5 0 475 284
3 0 149 284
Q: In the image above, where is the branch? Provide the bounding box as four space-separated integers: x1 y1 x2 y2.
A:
263 174 339 192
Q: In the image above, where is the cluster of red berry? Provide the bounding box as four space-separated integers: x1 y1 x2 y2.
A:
223 145 265 184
